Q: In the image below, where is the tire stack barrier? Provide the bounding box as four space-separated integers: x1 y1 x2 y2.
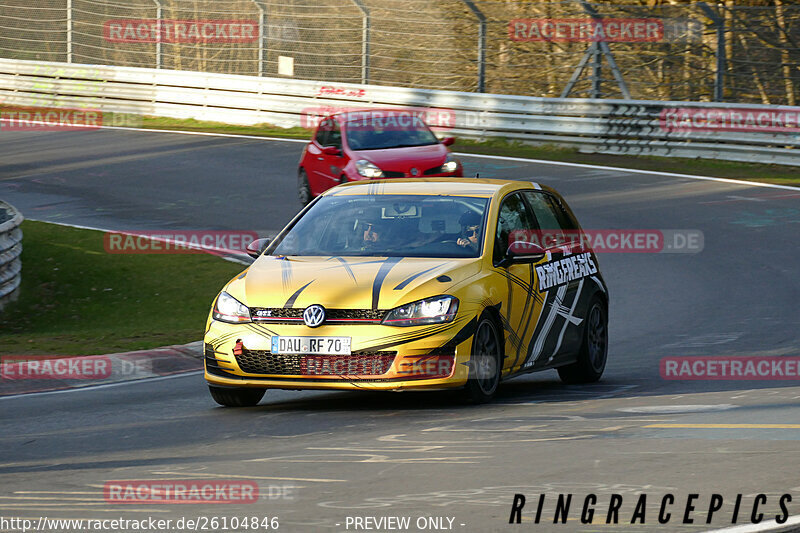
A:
0 200 23 311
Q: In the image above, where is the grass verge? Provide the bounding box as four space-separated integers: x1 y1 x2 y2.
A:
0 221 244 356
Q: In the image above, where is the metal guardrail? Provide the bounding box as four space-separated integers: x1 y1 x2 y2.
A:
1 58 799 166
0 200 23 311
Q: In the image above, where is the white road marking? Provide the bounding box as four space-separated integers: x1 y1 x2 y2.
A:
618 404 738 414
3 117 798 192
455 153 800 191
0 371 203 400
702 514 800 533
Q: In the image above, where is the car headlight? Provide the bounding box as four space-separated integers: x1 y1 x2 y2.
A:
212 291 251 323
356 159 384 178
382 295 459 326
442 154 459 173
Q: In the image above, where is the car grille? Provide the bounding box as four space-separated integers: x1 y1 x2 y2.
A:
234 349 397 376
423 164 445 175
382 170 405 178
250 308 386 324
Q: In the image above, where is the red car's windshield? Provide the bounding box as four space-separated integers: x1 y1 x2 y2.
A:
344 117 439 151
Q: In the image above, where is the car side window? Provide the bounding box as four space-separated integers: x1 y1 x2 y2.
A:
315 119 332 146
522 191 581 251
493 193 538 265
327 121 342 149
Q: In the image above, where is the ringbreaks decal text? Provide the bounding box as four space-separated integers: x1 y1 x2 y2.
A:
536 252 598 292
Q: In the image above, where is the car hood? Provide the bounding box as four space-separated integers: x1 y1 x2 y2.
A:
352 144 447 172
226 255 481 311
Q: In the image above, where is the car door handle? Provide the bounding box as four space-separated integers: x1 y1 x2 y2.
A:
317 157 324 161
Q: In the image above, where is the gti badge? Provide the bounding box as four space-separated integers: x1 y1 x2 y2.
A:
303 304 326 328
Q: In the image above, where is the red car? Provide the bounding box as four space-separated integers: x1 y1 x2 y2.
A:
297 109 463 205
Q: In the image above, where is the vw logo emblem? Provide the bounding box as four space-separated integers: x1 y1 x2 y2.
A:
410 167 419 176
303 305 326 328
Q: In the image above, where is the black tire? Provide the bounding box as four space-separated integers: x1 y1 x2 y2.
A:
208 386 265 407
463 312 503 403
557 296 608 384
298 168 312 206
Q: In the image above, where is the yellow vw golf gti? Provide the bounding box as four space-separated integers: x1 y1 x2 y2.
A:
204 178 608 406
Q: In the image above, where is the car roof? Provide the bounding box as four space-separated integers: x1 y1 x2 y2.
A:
322 178 556 198
328 108 425 122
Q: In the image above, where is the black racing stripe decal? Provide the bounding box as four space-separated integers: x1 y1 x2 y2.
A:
207 331 239 346
284 280 314 308
328 257 356 282
364 318 461 347
393 264 442 290
438 316 478 349
513 263 538 368
372 257 403 310
359 328 448 353
358 316 469 352
247 323 278 337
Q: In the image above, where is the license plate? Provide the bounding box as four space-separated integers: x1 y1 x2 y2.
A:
271 336 351 355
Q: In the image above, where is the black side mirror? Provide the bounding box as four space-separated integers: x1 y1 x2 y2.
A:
498 240 546 268
245 238 271 259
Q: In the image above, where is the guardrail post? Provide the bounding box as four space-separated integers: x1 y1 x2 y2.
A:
351 0 371 85
66 0 73 63
460 0 486 93
153 0 162 69
253 0 267 76
698 2 726 102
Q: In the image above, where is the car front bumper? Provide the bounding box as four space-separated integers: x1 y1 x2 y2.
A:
203 316 476 391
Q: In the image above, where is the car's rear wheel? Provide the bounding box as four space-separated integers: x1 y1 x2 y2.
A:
463 312 502 403
208 386 265 407
298 168 312 206
557 296 608 384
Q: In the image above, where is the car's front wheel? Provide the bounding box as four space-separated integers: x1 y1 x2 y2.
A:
557 296 608 384
208 386 265 407
463 312 502 403
298 168 312 206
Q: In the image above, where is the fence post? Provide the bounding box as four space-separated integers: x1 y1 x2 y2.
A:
66 0 73 63
460 0 486 93
153 0 162 69
253 0 267 76
351 0 370 85
698 2 726 102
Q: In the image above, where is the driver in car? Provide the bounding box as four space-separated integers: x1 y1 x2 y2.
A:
457 211 482 250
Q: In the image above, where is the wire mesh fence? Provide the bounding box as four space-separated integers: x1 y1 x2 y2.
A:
0 0 798 104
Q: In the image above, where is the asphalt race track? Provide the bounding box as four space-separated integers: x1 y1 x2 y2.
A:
1 128 800 533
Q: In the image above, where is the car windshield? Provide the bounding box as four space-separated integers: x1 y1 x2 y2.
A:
271 194 489 258
344 115 439 151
